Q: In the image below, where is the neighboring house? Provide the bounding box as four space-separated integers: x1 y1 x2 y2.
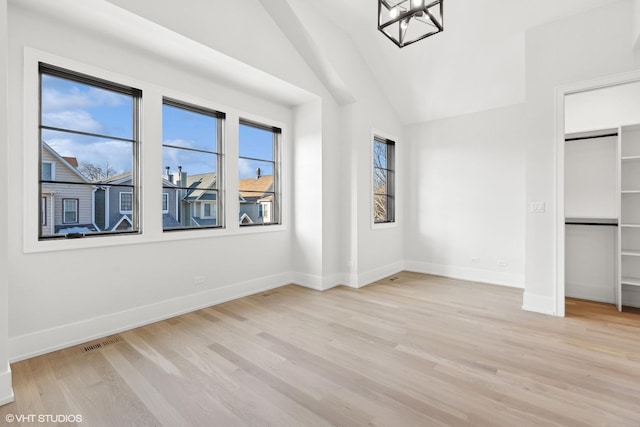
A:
94 174 180 231
239 175 274 224
41 142 97 236
167 170 219 228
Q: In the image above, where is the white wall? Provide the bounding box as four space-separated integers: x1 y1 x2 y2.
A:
0 0 14 407
633 0 640 48
5 0 406 363
404 104 526 287
524 0 639 314
565 81 640 133
6 2 305 360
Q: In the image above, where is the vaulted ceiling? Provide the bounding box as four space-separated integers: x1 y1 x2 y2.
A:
105 0 624 124
298 0 622 123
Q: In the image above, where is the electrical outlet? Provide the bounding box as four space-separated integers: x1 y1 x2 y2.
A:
530 201 546 213
497 259 508 267
471 258 480 264
193 275 205 285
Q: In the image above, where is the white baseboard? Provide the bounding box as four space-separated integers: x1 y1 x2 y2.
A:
291 272 344 291
348 261 404 288
404 260 524 289
622 285 640 308
0 367 14 406
522 291 557 315
9 272 290 363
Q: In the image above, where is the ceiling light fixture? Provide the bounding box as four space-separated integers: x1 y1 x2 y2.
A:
378 0 444 48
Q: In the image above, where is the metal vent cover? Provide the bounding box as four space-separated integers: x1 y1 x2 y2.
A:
82 335 123 353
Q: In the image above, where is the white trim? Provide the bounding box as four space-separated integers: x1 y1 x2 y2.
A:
522 291 557 315
291 272 346 291
347 261 404 288
41 160 55 180
0 368 14 406
9 272 292 362
404 260 524 288
23 47 295 253
554 69 640 318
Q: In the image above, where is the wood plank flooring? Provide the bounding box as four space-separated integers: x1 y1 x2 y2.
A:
2 271 640 426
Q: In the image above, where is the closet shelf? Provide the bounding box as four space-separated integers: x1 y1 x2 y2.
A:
621 277 640 287
621 190 640 194
620 224 640 228
621 250 640 257
621 155 640 160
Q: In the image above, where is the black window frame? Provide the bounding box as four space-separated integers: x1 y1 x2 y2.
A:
373 136 396 224
161 98 225 232
38 63 141 240
238 119 281 227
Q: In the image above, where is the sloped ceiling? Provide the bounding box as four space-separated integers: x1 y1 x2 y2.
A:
105 0 624 124
296 0 622 124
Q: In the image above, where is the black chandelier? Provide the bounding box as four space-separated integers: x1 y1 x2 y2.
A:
378 0 444 48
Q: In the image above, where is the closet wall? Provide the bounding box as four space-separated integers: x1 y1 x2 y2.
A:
565 81 640 309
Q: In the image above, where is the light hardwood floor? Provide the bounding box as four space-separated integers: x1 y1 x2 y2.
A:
2 272 640 426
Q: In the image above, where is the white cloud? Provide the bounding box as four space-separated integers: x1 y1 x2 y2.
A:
42 86 125 113
47 138 132 174
238 158 256 179
43 110 103 134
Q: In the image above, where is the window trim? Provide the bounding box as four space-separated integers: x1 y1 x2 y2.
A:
24 48 289 253
372 129 399 229
62 198 79 224
41 197 47 226
238 119 281 227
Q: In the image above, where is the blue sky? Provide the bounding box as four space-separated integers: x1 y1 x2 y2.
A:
42 74 275 181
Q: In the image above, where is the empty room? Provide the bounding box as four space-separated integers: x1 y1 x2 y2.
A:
1 0 640 425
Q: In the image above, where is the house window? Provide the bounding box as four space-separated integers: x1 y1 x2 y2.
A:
162 99 224 231
373 136 395 224
120 192 133 213
42 162 54 181
39 63 140 238
162 193 169 213
238 120 280 226
62 199 78 224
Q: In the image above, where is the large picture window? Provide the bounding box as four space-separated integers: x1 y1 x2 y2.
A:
39 63 140 238
162 99 224 231
373 136 395 224
238 120 280 226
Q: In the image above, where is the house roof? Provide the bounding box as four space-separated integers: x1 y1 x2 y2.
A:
184 172 217 200
239 175 273 199
42 142 90 183
62 156 78 167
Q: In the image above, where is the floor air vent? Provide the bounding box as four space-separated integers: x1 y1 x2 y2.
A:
82 335 123 353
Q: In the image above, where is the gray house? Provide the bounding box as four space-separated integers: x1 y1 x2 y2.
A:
94 174 180 232
41 142 97 236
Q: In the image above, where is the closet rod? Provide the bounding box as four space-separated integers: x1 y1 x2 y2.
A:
565 133 618 142
565 221 618 227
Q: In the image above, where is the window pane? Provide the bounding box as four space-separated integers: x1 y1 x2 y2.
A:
162 100 222 231
374 140 388 169
239 124 274 160
239 122 279 226
162 193 169 212
162 104 218 153
373 137 395 224
43 130 133 181
238 159 274 182
373 194 388 223
162 146 218 178
39 66 139 240
41 74 133 139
